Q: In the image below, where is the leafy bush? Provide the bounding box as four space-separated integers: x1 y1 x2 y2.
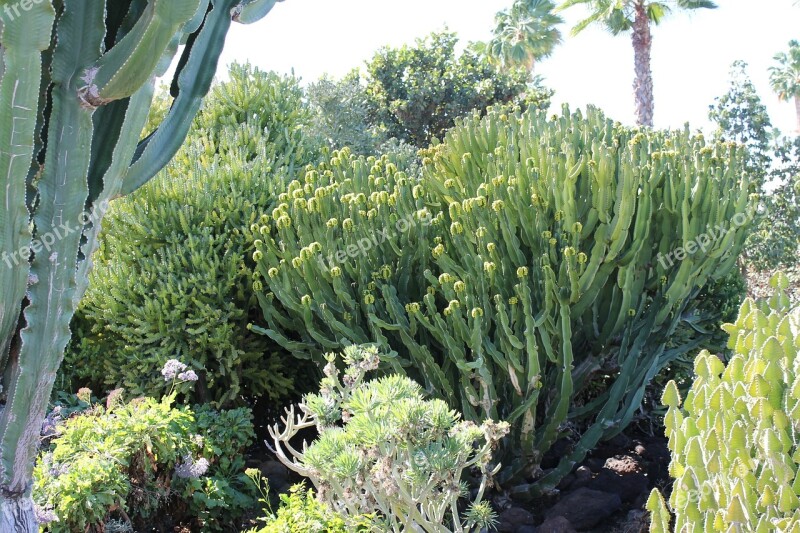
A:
247 484 366 533
251 105 755 494
63 63 316 406
268 345 506 531
34 388 256 532
364 31 539 146
649 273 800 532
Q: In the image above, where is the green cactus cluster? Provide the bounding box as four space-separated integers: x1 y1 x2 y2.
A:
251 104 755 494
0 0 282 527
648 273 800 532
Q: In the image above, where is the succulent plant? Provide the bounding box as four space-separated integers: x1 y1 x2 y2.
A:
648 273 800 532
251 104 754 495
0 1 282 528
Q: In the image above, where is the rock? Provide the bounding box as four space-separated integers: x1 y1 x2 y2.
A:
259 460 288 478
537 516 577 533
586 469 648 503
575 465 592 482
498 507 536 532
518 526 538 533
557 473 575 491
604 454 644 475
585 457 606 472
544 488 621 529
634 444 646 456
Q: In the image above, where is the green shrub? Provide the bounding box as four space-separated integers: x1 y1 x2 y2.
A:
33 388 257 532
648 273 800 532
63 63 316 406
268 345 506 531
248 484 360 533
364 31 535 146
251 105 755 494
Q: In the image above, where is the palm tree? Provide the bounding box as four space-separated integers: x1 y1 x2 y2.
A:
559 0 716 127
483 0 564 74
769 40 800 133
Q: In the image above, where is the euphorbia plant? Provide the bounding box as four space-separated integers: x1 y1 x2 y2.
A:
0 0 282 528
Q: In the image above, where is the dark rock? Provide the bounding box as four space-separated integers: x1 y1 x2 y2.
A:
537 516 577 533
544 488 621 529
518 526 538 533
586 469 648 503
604 454 644 475
557 473 575 491
498 506 536 532
259 460 288 479
585 457 606 472
541 438 573 469
575 465 592 482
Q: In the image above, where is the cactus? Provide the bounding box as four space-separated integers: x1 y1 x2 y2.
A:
252 104 755 495
651 273 800 532
0 1 282 528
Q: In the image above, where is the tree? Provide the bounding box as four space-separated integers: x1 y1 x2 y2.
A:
364 31 542 147
559 0 717 127
480 0 564 73
0 0 281 528
709 61 773 191
769 40 800 133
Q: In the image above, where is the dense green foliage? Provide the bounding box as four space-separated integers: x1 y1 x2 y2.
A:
248 485 362 533
64 64 315 406
709 61 800 271
269 345 505 531
478 0 563 72
33 392 256 532
649 274 800 532
364 32 545 146
251 104 754 494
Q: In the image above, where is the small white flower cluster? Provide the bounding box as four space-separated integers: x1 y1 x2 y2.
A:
174 454 209 479
161 359 199 382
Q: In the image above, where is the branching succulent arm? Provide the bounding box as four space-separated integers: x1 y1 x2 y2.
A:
269 345 508 532
0 0 282 528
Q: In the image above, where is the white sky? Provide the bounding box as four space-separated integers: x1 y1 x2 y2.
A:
209 0 799 134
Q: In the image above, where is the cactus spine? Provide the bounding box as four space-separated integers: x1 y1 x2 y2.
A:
0 1 281 529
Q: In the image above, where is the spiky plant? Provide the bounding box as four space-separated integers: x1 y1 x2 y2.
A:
0 0 282 528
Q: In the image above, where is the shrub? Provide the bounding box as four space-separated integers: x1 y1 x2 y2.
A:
268 345 507 531
648 273 800 532
364 31 535 146
63 63 316 406
247 484 365 533
33 389 256 532
251 105 755 494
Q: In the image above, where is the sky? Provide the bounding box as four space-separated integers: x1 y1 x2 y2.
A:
205 0 799 135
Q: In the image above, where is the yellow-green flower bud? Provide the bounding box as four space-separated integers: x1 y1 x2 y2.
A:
413 185 424 199
577 252 588 264
301 295 312 306
268 268 279 278
253 250 263 261
405 302 421 314
476 227 487 238
471 307 484 318
484 262 496 273
541 231 551 239
278 193 289 203
449 202 461 218
439 273 453 285
343 218 355 231
517 266 528 278
292 188 304 200
292 257 303 269
508 297 519 306
445 179 456 188
432 244 445 259
487 242 496 253
381 265 392 279
427 286 436 296
277 215 292 229
326 218 339 228
573 222 583 233
454 281 466 293
253 280 263 291
627 308 636 317
330 267 342 277
564 247 576 257
554 210 563 222
549 238 557 246
450 222 464 235
364 293 375 305
492 200 505 212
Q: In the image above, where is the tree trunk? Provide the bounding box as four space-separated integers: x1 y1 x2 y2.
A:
631 1 654 127
795 94 800 134
0 493 38 533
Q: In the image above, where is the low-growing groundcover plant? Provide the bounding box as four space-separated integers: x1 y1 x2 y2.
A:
33 369 257 532
268 345 508 532
648 273 800 531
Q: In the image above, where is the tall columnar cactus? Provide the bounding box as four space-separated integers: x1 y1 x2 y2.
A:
0 0 282 528
648 273 800 532
251 104 756 495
